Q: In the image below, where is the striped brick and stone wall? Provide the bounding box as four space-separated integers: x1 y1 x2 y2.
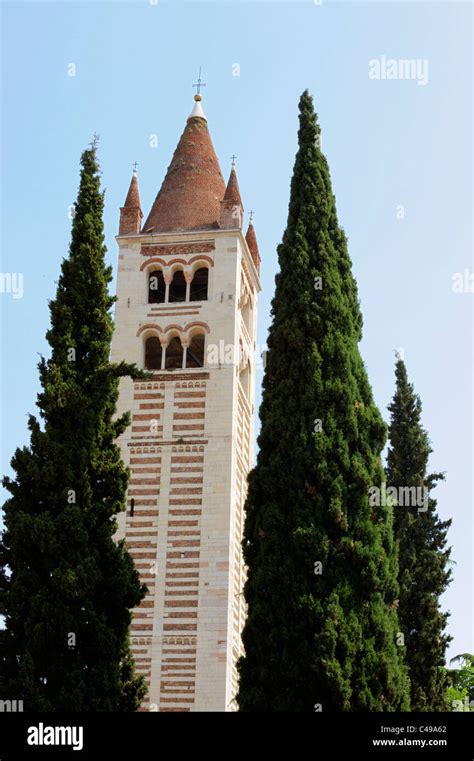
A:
112 228 259 710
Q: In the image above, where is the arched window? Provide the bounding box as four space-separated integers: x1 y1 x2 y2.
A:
148 270 166 303
169 270 186 303
165 336 184 370
186 333 205 368
145 336 162 370
190 268 209 301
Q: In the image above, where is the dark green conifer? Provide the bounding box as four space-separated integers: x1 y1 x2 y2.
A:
386 358 452 711
0 142 146 711
237 92 409 712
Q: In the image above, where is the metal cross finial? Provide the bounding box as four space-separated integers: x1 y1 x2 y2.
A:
231 155 237 167
249 209 254 223
132 161 138 175
192 66 206 96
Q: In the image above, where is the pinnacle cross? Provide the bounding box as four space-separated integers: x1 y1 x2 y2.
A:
192 67 206 97
231 155 237 167
249 210 254 224
132 161 138 175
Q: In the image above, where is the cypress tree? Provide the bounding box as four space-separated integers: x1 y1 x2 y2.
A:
0 141 147 711
237 91 409 712
386 358 452 711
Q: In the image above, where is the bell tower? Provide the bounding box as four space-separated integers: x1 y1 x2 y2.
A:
111 92 261 711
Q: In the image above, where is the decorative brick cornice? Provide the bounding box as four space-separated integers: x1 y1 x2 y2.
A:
134 373 209 383
147 311 201 318
128 440 208 448
141 242 215 257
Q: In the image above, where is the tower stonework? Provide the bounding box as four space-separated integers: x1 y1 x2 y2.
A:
111 96 260 711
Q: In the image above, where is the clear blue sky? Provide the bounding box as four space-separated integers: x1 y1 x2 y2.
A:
1 1 472 664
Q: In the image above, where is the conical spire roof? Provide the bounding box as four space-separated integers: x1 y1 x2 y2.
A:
123 172 141 209
223 166 243 207
246 219 260 270
119 169 143 235
142 98 226 233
